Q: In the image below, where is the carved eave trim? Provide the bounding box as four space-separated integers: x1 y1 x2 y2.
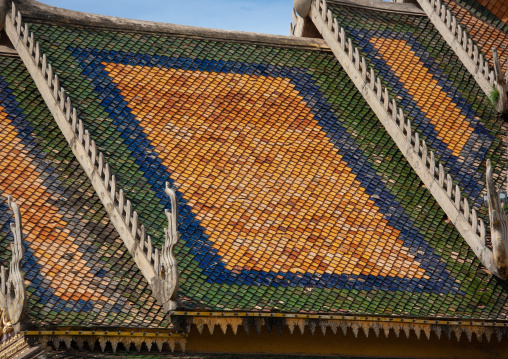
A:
486 159 508 278
0 334 33 359
25 329 187 353
170 311 508 341
4 2 182 312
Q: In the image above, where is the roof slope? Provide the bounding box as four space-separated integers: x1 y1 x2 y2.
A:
0 55 168 328
441 0 508 73
11 14 508 320
327 1 507 210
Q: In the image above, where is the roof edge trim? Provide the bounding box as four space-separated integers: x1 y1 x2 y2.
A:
169 311 508 340
13 0 330 51
327 0 426 16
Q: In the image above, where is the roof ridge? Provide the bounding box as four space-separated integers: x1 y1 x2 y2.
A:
12 0 329 51
326 0 426 16
294 0 506 278
415 0 508 113
5 2 183 313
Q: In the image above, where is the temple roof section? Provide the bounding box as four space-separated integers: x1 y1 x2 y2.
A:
2 0 508 336
441 0 508 72
405 0 508 112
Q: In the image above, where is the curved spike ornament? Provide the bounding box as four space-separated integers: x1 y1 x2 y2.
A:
0 196 27 334
492 47 508 114
155 183 182 311
486 160 508 278
308 0 501 277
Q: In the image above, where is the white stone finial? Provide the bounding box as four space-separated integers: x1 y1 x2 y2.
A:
154 183 182 311
0 195 27 334
486 160 508 278
492 47 508 113
293 0 312 17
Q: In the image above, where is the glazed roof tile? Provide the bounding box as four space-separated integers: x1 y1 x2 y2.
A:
4 17 506 321
442 0 508 72
327 2 507 211
0 55 169 327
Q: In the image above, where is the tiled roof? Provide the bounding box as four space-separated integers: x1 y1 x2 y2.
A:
442 0 508 72
10 18 508 320
327 1 507 211
0 55 168 328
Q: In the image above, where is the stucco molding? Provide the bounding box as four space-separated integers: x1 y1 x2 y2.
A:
4 2 182 312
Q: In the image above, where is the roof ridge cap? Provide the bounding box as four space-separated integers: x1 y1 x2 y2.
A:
326 0 426 16
13 0 330 51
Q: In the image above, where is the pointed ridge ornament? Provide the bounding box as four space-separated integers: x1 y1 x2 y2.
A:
0 196 27 334
492 47 508 114
486 160 508 278
153 183 182 312
308 0 502 277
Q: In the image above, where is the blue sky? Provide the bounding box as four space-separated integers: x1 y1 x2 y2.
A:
41 0 292 35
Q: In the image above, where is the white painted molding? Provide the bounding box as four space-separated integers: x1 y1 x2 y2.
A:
415 0 508 113
4 2 182 311
0 195 27 333
310 0 503 277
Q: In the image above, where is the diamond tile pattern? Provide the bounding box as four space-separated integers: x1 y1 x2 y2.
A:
328 3 507 210
442 0 508 73
4 20 505 320
0 55 168 328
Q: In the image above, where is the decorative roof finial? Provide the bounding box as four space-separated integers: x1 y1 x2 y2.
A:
293 0 312 17
486 160 508 278
492 47 508 114
0 195 27 334
158 183 182 311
